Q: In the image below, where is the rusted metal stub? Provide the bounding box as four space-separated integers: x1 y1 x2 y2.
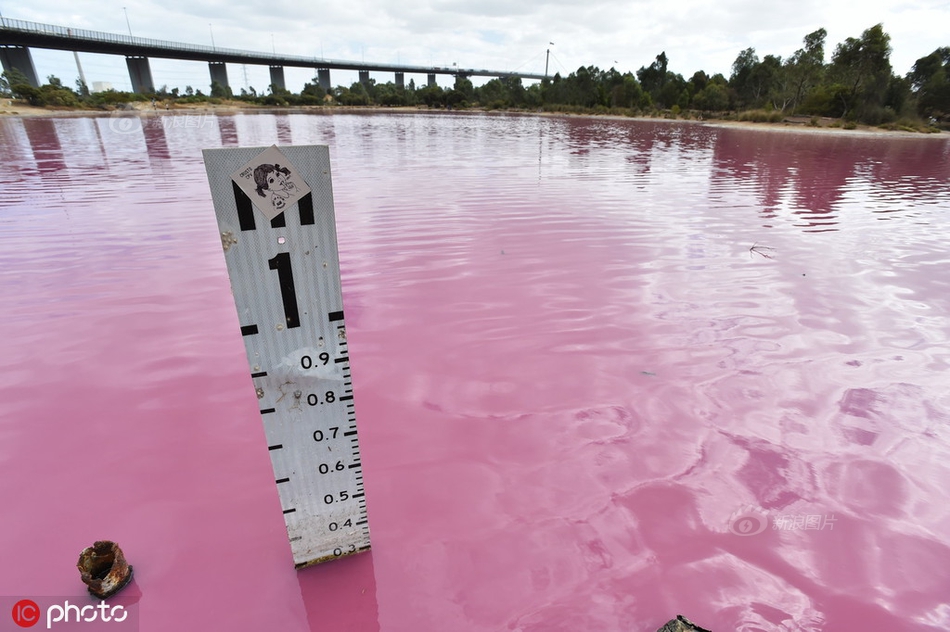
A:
77 541 133 599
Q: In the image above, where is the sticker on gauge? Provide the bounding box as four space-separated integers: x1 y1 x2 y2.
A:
231 145 312 220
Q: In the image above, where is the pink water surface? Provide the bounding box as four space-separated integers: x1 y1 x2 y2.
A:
1 112 950 631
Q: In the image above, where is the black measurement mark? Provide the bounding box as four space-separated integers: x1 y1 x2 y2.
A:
352 492 364 499
340 395 354 402
283 508 296 515
241 324 259 336
299 193 315 225
268 252 301 328
328 310 344 322
344 430 357 437
334 356 349 364
251 371 267 378
261 408 276 414
233 183 315 231
289 536 302 542
233 181 256 231
276 477 290 484
348 462 361 469
268 444 283 451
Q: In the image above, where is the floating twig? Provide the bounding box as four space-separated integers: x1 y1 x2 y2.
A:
749 242 776 259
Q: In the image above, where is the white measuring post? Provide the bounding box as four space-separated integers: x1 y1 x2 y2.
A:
203 145 370 569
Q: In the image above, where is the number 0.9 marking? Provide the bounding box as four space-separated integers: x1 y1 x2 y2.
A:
268 252 301 328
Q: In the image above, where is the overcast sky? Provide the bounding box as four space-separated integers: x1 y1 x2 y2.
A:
4 0 949 93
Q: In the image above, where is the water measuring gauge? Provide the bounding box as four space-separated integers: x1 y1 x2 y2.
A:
203 145 369 568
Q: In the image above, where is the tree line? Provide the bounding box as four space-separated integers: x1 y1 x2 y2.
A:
2 23 947 127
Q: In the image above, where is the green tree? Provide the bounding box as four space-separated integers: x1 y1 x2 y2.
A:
688 70 708 95
453 76 474 103
476 78 507 107
609 73 645 109
637 52 668 104
782 28 827 111
730 47 759 106
693 82 729 111
0 68 31 97
658 73 687 109
910 47 950 120
829 23 893 121
301 81 326 98
416 84 444 107
75 78 90 97
210 81 233 98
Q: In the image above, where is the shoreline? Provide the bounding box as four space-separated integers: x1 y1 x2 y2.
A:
2 99 947 139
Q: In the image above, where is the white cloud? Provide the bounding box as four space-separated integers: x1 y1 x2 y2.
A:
5 0 948 91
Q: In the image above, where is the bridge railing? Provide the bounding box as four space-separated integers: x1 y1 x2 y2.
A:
1 17 360 67
0 17 545 79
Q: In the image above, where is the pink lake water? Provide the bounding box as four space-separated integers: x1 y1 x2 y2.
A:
1 112 950 631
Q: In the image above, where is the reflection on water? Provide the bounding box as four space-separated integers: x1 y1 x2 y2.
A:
1 112 949 632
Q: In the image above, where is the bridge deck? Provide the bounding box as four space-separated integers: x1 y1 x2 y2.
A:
0 18 546 80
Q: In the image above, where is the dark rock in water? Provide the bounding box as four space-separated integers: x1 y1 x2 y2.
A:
656 615 712 632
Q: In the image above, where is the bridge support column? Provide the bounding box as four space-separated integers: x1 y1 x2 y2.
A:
0 46 40 87
358 70 370 86
317 68 331 90
427 73 436 88
269 65 285 92
209 62 229 93
395 72 404 89
126 56 154 94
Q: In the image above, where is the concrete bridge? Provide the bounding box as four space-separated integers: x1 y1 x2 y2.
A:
0 18 547 93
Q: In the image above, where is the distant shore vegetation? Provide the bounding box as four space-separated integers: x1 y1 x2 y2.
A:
2 24 948 132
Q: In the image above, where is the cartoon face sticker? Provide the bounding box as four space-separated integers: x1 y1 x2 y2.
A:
231 146 312 221
253 163 301 210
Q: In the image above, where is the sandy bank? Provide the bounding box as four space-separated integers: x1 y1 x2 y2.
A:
1 99 946 139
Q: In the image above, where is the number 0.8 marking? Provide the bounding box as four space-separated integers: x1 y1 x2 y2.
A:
307 391 336 406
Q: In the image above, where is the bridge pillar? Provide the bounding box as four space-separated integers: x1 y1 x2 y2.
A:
358 70 370 86
209 62 229 92
0 46 40 88
125 56 154 94
395 72 404 89
317 68 331 90
427 74 436 88
269 65 285 92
